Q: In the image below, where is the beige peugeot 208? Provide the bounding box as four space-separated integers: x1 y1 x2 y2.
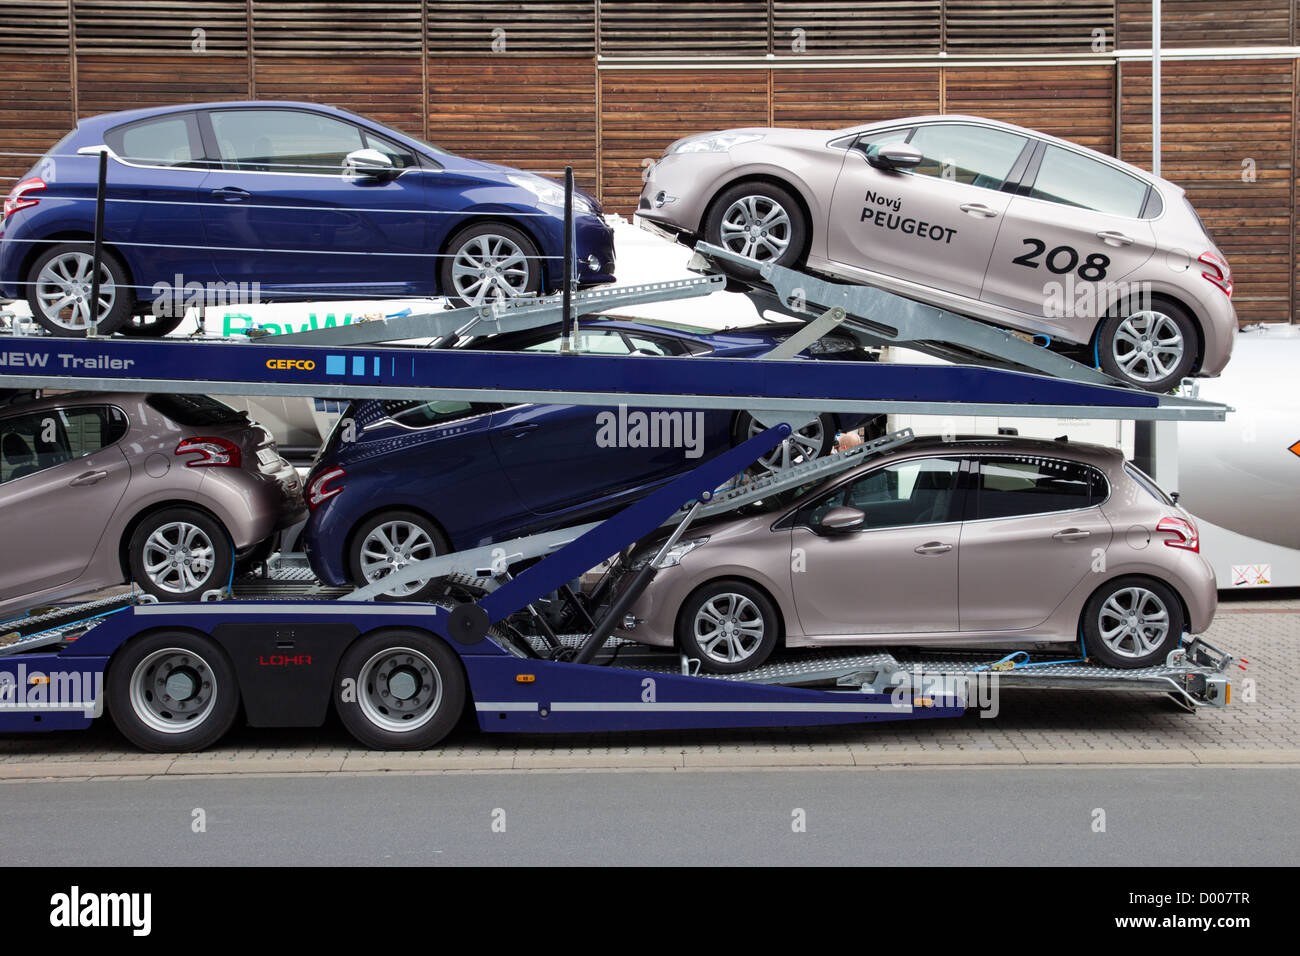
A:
639 115 1236 393
614 437 1217 673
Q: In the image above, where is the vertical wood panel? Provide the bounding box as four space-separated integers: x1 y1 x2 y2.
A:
600 69 768 213
75 56 250 117
773 67 941 128
1116 0 1293 48
1121 59 1295 323
945 64 1116 154
428 58 597 188
0 55 75 183
253 57 424 136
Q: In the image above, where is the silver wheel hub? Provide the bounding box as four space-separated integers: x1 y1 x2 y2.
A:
34 251 116 331
357 647 443 733
1098 586 1171 658
719 196 792 262
1112 310 1185 384
693 593 765 665
128 648 218 735
359 520 437 596
747 416 825 472
450 234 531 306
142 522 216 594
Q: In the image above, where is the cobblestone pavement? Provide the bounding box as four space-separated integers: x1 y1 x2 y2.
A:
1 600 1295 779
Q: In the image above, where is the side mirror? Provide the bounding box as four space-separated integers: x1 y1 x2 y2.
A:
820 506 865 534
867 142 923 171
343 148 396 181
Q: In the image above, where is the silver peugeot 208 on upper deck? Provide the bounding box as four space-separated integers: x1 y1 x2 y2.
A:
614 437 1217 674
639 115 1236 393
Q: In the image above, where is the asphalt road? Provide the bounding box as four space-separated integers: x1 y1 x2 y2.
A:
3 766 1295 866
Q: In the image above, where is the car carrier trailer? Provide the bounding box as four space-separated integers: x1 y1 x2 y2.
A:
0 228 1239 751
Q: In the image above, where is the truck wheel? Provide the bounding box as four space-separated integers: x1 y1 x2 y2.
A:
334 629 466 749
1083 577 1185 669
107 631 240 752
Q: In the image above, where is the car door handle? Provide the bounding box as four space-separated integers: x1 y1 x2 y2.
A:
1096 230 1135 246
958 203 998 218
68 470 108 487
914 541 953 555
210 187 251 202
507 424 540 438
1052 528 1091 541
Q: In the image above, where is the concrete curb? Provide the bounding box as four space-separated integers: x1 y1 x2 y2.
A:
1 748 1298 779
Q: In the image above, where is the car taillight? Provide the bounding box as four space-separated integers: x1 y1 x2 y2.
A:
1198 252 1233 298
175 436 242 468
1157 515 1199 552
4 177 45 219
307 466 345 510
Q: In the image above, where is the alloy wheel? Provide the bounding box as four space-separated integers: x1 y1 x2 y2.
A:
1111 310 1186 385
747 416 825 472
719 196 792 261
142 521 217 594
358 520 438 596
1097 586 1171 660
693 592 766 665
450 234 532 306
34 251 116 332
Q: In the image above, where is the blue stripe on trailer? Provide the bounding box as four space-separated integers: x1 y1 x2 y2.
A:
0 334 1166 411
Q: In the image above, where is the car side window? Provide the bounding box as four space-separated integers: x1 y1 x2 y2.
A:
1028 145 1150 219
524 329 632 355
208 109 367 175
361 130 419 170
853 127 913 160
798 457 960 530
974 455 1108 520
905 124 1029 190
105 113 204 168
380 400 497 429
0 406 125 483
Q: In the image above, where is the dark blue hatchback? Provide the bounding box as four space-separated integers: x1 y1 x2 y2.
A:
300 318 875 599
0 101 615 337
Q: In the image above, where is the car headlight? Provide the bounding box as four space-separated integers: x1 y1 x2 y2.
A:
628 536 711 570
671 133 764 155
507 173 594 214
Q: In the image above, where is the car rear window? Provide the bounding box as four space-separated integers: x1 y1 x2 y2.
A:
1124 462 1175 505
147 394 247 427
1028 145 1149 218
974 455 1108 519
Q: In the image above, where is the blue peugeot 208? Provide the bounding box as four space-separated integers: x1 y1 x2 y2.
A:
0 101 616 337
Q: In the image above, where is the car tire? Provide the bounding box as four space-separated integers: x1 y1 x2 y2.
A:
117 311 187 338
333 629 466 749
705 181 807 268
128 507 234 601
1097 300 1199 392
439 222 544 308
107 630 240 752
676 579 780 674
25 242 134 337
347 510 449 602
734 411 835 473
1083 576 1186 669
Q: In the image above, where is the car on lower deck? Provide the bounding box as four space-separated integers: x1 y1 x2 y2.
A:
614 436 1216 673
301 317 876 599
639 115 1237 392
0 391 305 616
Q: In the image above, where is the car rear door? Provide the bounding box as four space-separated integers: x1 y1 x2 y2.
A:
0 405 130 602
980 143 1158 331
101 112 214 294
197 107 430 295
957 454 1113 632
788 457 962 636
826 122 1032 300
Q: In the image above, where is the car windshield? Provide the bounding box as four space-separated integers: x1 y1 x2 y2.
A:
339 107 448 156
